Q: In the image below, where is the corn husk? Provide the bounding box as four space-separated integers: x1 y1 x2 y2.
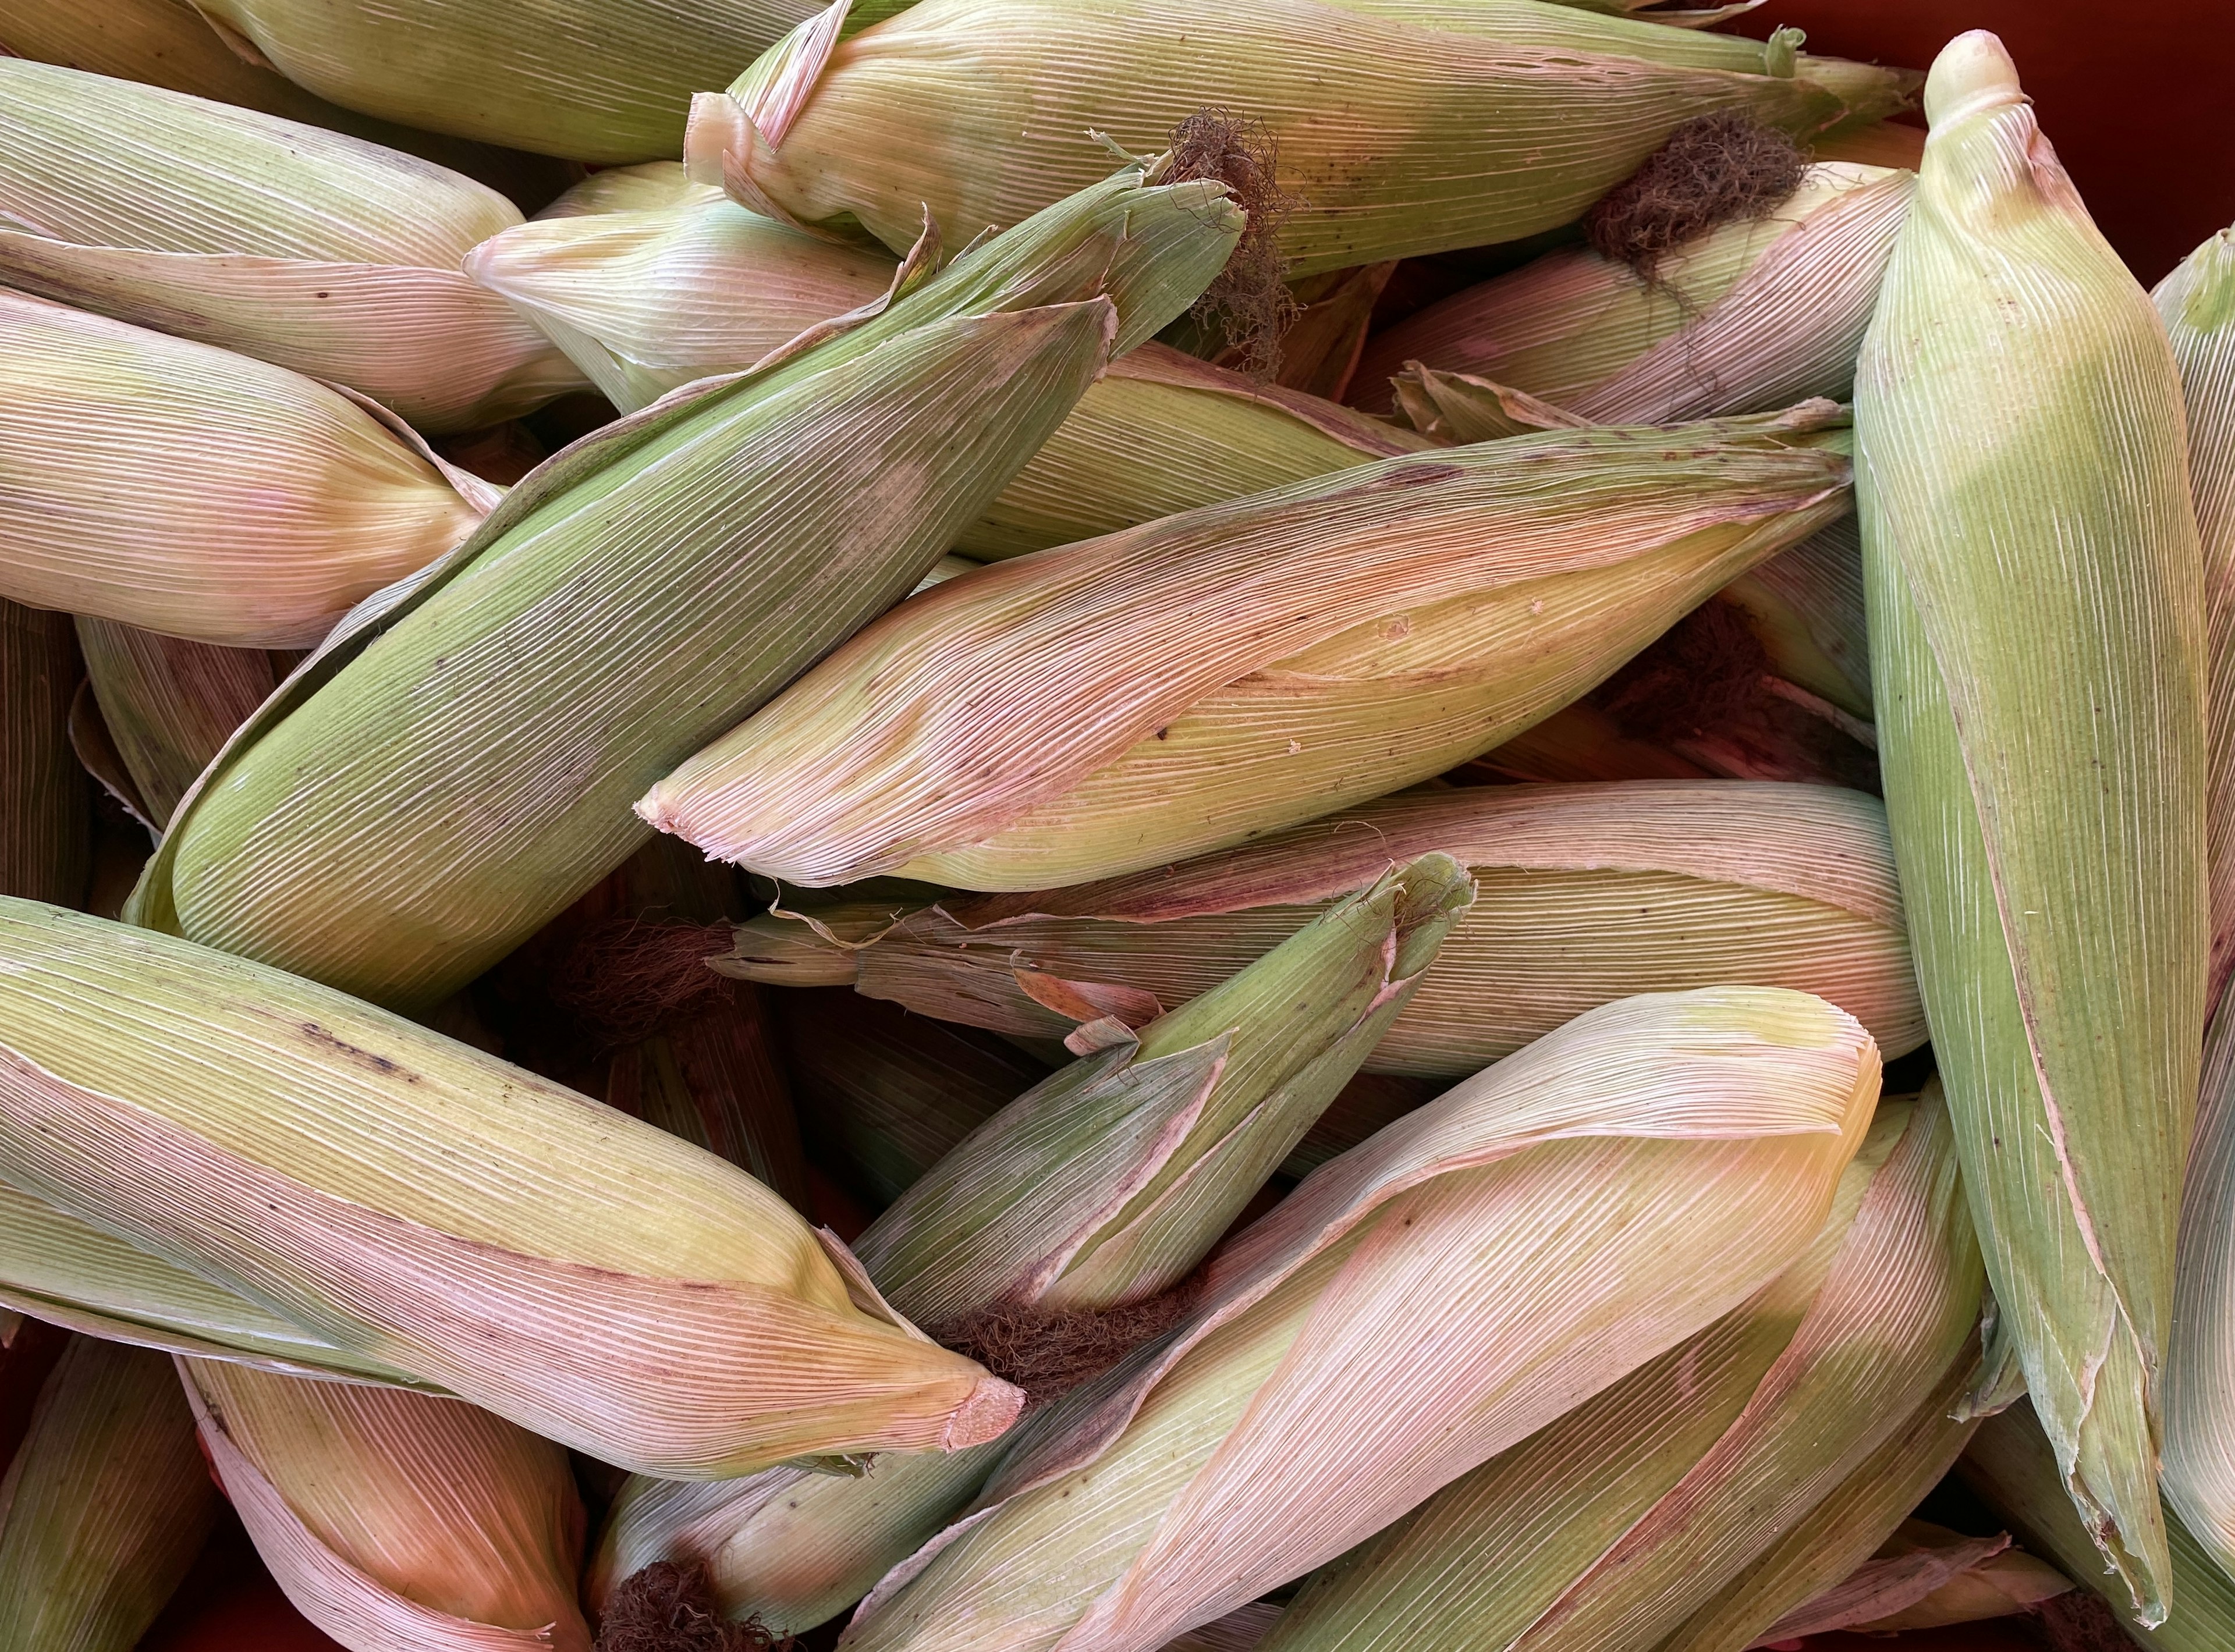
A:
180 1359 591 1652
129 164 1240 1010
720 780 1924 1079
0 602 88 908
1963 1401 2235 1652
530 162 712 219
0 1335 218 1652
591 857 1472 1635
0 898 1023 1476
1751 1522 2070 1642
642 403 1853 891
0 290 496 648
838 987 1880 1652
689 0 1912 277
1251 1085 1978 1652
1353 164 1912 421
1718 517 1871 720
0 63 586 432
1814 119 1929 170
189 0 821 163
2167 993 2235 1587
1855 34 2208 1621
72 619 281 830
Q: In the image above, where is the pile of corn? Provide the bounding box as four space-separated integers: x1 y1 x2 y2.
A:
0 4 2222 1650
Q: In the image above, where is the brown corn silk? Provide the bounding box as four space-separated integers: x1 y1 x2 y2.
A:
181 1358 593 1651
0 602 87 908
0 1335 218 1652
717 781 1923 1078
641 406 1854 891
73 620 281 830
1856 33 2206 1621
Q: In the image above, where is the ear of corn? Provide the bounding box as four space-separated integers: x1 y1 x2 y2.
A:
1715 517 1872 721
1 602 88 908
1855 33 2208 1621
189 0 824 162
0 290 495 648
0 1335 219 1652
691 0 1911 276
531 162 714 218
73 620 281 831
180 1358 593 1652
129 164 1239 1010
1750 1520 2070 1642
838 987 1880 1652
1354 163 1913 422
0 62 586 432
641 405 1853 891
719 780 1924 1078
0 898 1022 1476
1253 1085 1979 1652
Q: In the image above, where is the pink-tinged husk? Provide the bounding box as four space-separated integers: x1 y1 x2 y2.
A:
1748 1521 2069 1643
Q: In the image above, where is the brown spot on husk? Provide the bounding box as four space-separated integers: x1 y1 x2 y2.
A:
933 1280 1204 1408
546 918 736 1047
597 1560 793 1652
1166 108 1300 380
1585 112 1807 279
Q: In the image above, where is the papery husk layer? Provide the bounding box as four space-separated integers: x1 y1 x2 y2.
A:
73 619 281 830
0 603 87 908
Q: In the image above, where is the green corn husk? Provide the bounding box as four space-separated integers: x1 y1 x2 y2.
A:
188 0 821 164
1856 33 2208 1621
0 899 1024 1476
718 780 1924 1078
0 63 586 432
688 0 1913 278
0 290 496 649
1 602 88 908
589 857 1473 1637
839 987 1881 1652
181 1359 592 1652
530 162 714 218
1251 1085 1980 1652
0 1336 219 1652
641 404 1853 891
128 162 1241 1010
1716 517 1871 722
1750 1521 2070 1642
1353 164 1913 422
73 619 282 830
1963 1401 2235 1652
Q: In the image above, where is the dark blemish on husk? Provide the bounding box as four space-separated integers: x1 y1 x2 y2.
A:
546 917 736 1047
1584 112 1808 280
597 1560 794 1651
1166 107 1301 381
932 1278 1205 1408
299 1022 407 1078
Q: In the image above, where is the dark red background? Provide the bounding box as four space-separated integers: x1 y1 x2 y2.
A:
1736 0 2233 285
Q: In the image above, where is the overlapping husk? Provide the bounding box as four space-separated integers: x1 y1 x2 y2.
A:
836 987 1880 1652
687 0 1913 278
641 404 1854 891
72 619 282 830
180 1359 593 1652
1352 163 1912 421
1750 1521 2069 1643
187 0 822 162
0 898 1022 1477
0 1335 218 1652
718 780 1924 1078
0 602 88 908
130 163 1240 1010
0 62 585 431
590 857 1472 1637
0 290 496 648
1717 516 1871 720
1250 1086 1979 1652
1855 33 2208 1622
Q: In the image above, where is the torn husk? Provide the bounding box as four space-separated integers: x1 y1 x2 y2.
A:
1254 1085 1980 1652
180 1358 593 1652
0 61 586 432
0 1335 218 1652
1856 32 2206 1623
689 0 1912 277
0 602 88 908
0 289 495 649
73 620 283 832
1354 162 1913 422
0 898 1021 1476
641 404 1854 891
838 986 1881 1652
1748 1521 2069 1643
717 780 1925 1078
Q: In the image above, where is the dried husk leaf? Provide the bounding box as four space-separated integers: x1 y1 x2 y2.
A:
0 1335 218 1652
73 619 279 830
0 290 492 648
641 406 1853 891
0 601 88 907
719 780 1923 1078
1750 1521 2069 1643
1856 33 2208 1622
691 0 1911 277
131 164 1240 1010
189 0 824 163
1355 164 1913 422
0 62 585 432
181 1358 592 1652
0 898 1021 1476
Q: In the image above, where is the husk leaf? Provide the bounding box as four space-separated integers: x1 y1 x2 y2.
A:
73 619 281 830
1750 1520 2069 1643
0 602 88 908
